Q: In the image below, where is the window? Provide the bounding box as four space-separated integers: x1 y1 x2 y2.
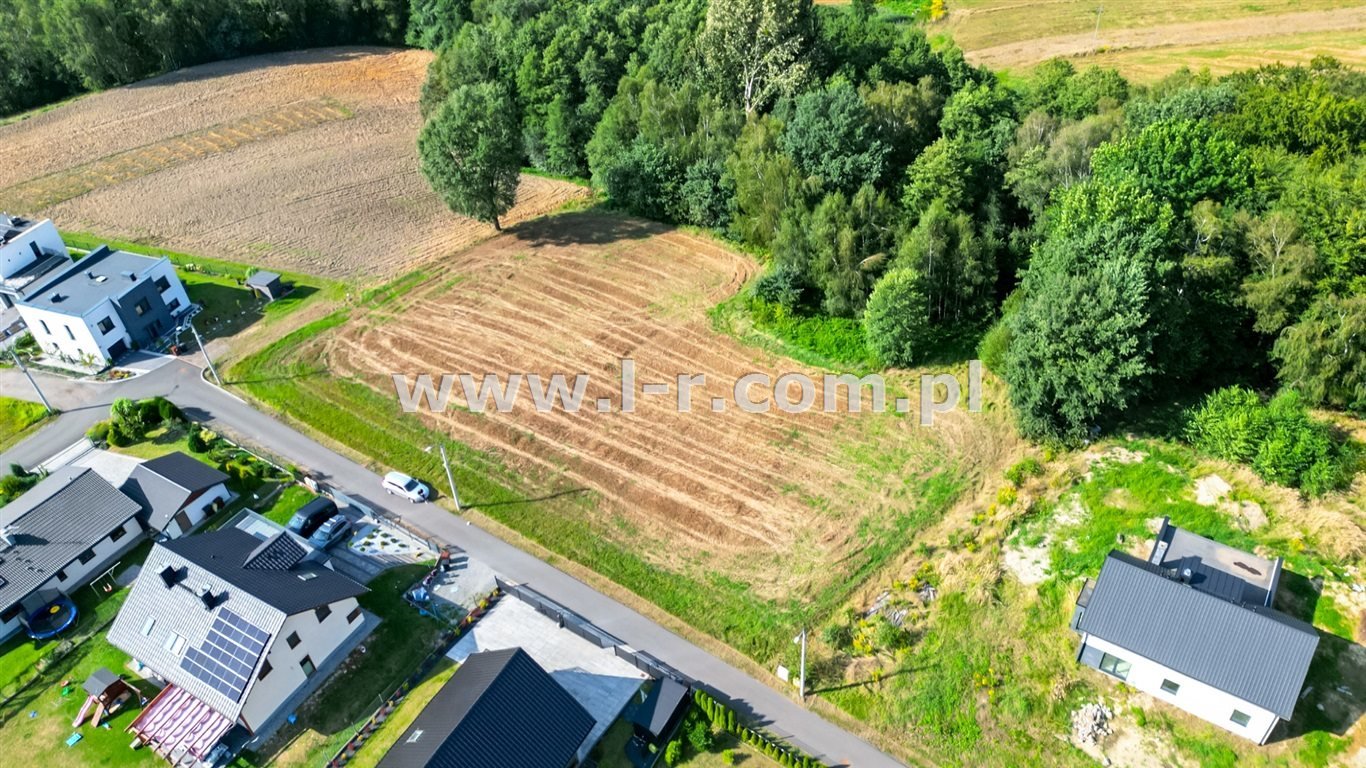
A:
258 660 273 680
97 317 115 334
1 604 23 623
300 656 316 677
286 631 301 649
65 325 75 340
77 548 95 565
39 320 50 335
167 298 181 312
155 276 171 292
163 632 186 655
110 525 127 543
141 617 156 636
315 605 332 623
346 606 361 624
134 298 150 316
1231 710 1251 727
1098 652 1131 681
1160 679 1180 695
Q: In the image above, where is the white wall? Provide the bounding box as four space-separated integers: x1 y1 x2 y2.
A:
1083 634 1280 743
166 485 233 538
0 517 143 640
0 219 68 279
240 595 363 733
18 299 123 365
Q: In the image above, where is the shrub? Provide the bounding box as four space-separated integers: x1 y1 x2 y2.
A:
1004 457 1044 486
106 424 133 447
8 463 28 478
86 420 111 444
110 397 148 442
863 268 931 368
752 265 808 311
977 317 1011 373
139 398 164 427
1186 386 1357 495
685 710 714 752
157 397 184 423
664 739 682 766
188 429 210 453
722 749 736 765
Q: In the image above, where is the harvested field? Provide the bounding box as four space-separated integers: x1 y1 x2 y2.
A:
0 47 588 280
296 212 1015 603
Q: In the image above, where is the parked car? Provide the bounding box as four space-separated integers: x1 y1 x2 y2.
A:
309 514 353 549
287 497 338 538
382 471 430 503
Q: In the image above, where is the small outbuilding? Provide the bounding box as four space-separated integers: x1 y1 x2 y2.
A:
244 270 285 302
73 667 139 728
630 677 690 746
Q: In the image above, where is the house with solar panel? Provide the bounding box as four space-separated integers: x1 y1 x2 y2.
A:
107 527 370 763
1071 518 1320 744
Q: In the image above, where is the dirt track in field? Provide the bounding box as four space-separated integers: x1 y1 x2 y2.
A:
0 47 588 280
314 212 1016 596
967 6 1366 69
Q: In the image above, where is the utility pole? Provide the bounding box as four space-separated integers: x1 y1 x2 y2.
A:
794 628 807 703
1094 5 1104 39
437 444 461 511
187 320 221 385
8 347 53 415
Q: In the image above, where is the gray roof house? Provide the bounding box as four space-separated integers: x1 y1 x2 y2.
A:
120 452 232 537
376 648 596 768
108 528 370 761
15 244 192 366
0 467 145 640
1072 519 1320 744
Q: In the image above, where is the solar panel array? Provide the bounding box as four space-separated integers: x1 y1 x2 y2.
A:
179 608 270 702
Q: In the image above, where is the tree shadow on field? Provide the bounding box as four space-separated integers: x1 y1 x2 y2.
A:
125 46 395 90
508 210 668 248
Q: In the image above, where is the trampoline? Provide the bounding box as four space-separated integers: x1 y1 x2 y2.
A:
24 595 78 640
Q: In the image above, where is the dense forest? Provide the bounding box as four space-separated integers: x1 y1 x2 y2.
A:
410 0 1362 488
0 0 410 116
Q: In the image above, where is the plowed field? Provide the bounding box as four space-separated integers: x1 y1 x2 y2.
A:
293 212 1017 599
0 47 587 279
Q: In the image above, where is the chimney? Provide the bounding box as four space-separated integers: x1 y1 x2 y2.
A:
158 563 180 588
197 584 218 610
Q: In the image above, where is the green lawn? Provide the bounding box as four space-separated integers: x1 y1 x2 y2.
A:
0 395 49 452
255 485 318 526
236 565 447 768
0 545 156 768
60 231 336 343
344 659 458 768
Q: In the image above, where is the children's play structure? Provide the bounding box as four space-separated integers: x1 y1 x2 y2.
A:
22 593 78 640
72 668 139 728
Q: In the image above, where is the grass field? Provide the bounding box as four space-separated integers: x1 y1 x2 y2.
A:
0 47 588 280
916 0 1366 79
0 395 48 452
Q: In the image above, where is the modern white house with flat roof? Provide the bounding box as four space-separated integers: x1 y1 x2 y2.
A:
15 244 191 366
1071 518 1320 744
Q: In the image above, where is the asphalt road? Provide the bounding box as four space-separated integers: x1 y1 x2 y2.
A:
0 359 908 768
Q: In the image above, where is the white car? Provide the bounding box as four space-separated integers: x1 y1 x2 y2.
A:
382 471 430 503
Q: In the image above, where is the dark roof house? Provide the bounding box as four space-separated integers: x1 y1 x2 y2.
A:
120 452 230 533
1072 519 1320 743
107 527 368 721
630 677 691 743
377 648 596 768
0 467 144 616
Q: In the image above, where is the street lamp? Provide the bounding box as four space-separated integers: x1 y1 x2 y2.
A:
425 444 462 511
794 628 807 703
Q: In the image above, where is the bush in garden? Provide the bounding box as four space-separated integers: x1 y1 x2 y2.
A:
188 429 209 453
110 397 147 441
86 420 111 444
664 740 682 766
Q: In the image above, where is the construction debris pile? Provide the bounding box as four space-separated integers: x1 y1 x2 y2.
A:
1071 702 1114 745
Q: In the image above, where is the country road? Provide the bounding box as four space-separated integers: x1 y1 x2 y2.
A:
0 359 908 768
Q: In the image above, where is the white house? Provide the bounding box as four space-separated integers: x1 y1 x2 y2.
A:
120 452 233 538
0 467 145 641
1072 520 1320 744
16 244 191 366
107 527 370 762
0 214 71 311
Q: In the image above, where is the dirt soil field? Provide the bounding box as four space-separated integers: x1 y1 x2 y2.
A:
0 47 588 280
307 212 1015 599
